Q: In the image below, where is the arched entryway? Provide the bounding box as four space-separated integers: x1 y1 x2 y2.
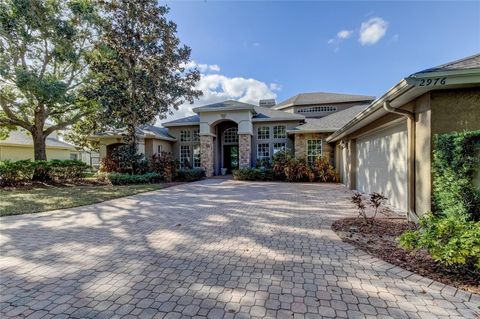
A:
213 120 239 175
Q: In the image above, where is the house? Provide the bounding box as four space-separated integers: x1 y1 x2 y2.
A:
93 54 480 219
328 54 480 220
0 129 100 166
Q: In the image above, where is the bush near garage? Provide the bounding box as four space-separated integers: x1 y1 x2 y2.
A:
0 160 88 186
399 130 480 271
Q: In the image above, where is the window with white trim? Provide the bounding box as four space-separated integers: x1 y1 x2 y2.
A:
273 125 286 139
273 143 286 155
224 127 238 144
180 130 191 142
257 126 270 139
298 106 337 113
157 145 163 153
193 129 200 142
257 143 270 160
180 145 191 168
307 140 322 165
70 153 78 160
193 145 201 168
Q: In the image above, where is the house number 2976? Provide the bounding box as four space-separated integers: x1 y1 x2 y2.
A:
418 77 446 86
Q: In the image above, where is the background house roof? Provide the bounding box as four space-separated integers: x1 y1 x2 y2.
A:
162 115 200 127
252 106 305 122
0 130 77 149
289 104 370 133
274 92 375 110
414 53 480 74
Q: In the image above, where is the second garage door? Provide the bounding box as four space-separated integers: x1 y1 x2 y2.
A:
356 121 408 212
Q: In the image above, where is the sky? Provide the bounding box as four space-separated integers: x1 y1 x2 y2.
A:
159 1 480 123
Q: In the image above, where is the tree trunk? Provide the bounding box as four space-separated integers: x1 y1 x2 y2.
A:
32 130 47 161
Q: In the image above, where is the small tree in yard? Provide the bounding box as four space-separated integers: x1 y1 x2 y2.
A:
369 192 387 219
351 192 368 223
0 0 99 160
86 0 202 154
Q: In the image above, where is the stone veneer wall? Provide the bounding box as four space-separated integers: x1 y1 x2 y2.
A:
294 133 334 164
238 134 252 168
200 135 214 177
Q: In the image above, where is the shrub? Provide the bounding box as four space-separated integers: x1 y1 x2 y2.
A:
432 130 480 221
174 168 205 182
106 172 161 185
399 212 480 271
0 160 36 186
47 160 88 181
312 156 339 183
369 192 387 218
233 168 274 181
150 153 177 182
351 192 367 223
0 160 87 186
100 145 146 174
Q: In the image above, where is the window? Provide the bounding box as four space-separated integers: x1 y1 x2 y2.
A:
193 145 201 168
193 129 200 142
70 153 78 160
180 130 191 142
224 127 238 144
273 143 286 155
298 106 337 113
180 145 191 168
273 125 286 139
157 145 163 154
307 140 322 164
257 143 270 160
257 126 270 139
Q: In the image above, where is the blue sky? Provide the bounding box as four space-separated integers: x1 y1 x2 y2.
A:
161 1 480 122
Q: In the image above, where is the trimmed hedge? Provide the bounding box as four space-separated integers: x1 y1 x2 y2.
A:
233 168 274 181
174 168 206 182
0 160 88 186
105 172 161 185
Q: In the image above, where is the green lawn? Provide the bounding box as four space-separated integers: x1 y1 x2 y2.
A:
0 184 168 217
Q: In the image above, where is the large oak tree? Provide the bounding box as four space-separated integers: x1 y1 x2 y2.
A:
87 0 202 150
0 0 99 159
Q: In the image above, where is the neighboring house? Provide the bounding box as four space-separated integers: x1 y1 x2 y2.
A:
93 54 480 219
0 130 80 161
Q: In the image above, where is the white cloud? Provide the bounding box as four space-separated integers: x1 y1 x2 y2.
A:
160 68 279 123
181 60 221 73
337 30 353 39
359 17 388 45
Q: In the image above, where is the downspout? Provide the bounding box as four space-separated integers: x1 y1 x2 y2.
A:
383 101 418 221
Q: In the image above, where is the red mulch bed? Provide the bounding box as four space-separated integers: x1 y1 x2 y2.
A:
332 217 480 294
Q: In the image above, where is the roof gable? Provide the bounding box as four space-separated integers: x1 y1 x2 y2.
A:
275 92 375 110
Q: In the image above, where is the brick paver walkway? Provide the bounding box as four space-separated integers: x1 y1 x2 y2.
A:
1 179 479 319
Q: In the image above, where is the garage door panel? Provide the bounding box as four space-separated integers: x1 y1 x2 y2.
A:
356 122 408 212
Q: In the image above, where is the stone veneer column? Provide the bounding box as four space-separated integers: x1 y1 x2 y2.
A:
238 134 252 168
200 135 214 177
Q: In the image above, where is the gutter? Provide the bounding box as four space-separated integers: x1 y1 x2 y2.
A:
383 101 418 221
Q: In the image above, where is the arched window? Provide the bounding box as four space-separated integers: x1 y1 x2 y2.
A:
224 127 238 144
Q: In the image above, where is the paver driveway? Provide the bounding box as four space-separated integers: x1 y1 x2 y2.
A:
1 179 479 319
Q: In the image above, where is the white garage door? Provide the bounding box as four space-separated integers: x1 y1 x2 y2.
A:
356 121 408 212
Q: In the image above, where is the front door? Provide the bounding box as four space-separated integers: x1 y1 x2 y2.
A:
223 145 239 173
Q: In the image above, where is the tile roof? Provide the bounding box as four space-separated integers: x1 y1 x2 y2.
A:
289 104 370 133
0 130 77 149
275 92 375 109
193 100 255 112
94 124 176 140
162 115 200 126
414 53 480 74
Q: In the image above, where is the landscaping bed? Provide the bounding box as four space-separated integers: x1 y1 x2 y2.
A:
332 217 480 294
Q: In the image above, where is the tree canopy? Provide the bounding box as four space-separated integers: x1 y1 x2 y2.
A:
86 0 202 149
0 0 99 159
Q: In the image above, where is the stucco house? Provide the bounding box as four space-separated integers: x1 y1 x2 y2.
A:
93 54 480 219
0 129 100 166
